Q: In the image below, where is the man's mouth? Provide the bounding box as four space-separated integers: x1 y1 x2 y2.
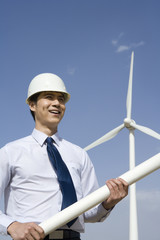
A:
49 110 61 115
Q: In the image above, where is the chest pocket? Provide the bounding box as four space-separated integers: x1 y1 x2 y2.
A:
65 161 83 200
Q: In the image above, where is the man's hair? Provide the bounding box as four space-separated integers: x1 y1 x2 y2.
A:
28 92 41 121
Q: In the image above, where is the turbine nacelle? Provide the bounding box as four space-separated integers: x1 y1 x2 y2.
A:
124 118 136 130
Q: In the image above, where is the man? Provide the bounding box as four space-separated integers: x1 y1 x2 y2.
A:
0 73 128 240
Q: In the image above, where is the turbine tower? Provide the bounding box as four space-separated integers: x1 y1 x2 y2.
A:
84 52 160 240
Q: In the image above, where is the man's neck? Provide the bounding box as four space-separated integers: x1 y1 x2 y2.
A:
35 125 58 136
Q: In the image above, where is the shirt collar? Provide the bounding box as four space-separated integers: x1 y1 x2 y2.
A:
32 128 61 147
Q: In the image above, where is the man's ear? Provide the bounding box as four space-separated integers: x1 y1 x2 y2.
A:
29 101 36 112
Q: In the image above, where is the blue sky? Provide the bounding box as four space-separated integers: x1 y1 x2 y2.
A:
0 1 160 239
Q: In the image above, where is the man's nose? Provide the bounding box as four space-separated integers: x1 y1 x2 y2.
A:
51 98 60 106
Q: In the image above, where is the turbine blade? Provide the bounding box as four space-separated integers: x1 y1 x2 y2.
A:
130 122 160 140
126 51 134 119
84 123 125 151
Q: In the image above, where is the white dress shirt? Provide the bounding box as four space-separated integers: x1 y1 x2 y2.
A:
0 129 111 235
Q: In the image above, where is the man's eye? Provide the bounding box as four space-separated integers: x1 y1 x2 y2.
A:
45 95 53 99
59 97 65 102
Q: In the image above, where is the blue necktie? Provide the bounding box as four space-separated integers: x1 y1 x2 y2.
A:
46 137 78 227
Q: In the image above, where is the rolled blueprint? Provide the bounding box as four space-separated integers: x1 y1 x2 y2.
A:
39 153 160 235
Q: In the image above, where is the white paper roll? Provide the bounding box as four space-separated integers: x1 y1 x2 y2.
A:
39 153 160 235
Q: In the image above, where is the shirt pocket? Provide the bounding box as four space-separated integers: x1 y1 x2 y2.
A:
65 162 83 200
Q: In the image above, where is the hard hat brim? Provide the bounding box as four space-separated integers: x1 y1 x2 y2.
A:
26 90 70 104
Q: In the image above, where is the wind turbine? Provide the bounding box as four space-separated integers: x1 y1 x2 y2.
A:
84 51 160 240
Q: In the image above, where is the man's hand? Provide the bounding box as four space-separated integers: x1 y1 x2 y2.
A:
7 221 45 240
102 178 129 210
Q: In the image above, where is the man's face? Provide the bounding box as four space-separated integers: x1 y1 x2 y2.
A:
29 91 66 133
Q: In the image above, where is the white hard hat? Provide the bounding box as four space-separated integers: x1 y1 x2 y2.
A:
26 73 70 104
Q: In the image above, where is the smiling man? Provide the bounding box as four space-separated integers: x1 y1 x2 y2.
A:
0 73 128 240
29 91 66 135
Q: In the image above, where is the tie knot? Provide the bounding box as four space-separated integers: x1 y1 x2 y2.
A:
46 137 53 145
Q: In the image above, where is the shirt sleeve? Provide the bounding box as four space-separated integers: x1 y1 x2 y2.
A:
0 146 16 235
80 150 113 222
